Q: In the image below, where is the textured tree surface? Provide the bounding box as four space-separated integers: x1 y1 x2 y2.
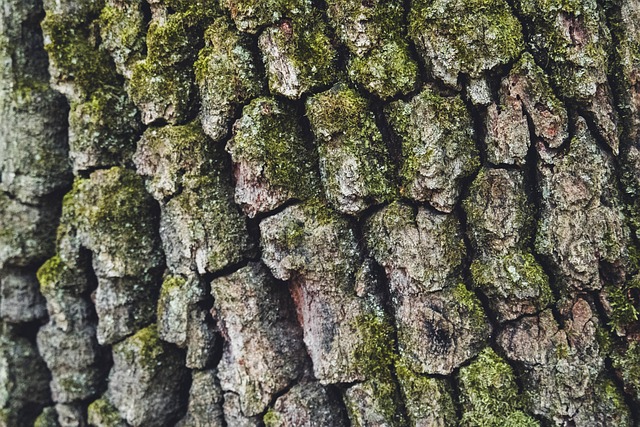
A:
1 0 640 426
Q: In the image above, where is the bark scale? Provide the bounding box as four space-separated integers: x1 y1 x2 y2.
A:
1 0 640 426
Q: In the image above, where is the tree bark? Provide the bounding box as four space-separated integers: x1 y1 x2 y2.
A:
1 0 640 426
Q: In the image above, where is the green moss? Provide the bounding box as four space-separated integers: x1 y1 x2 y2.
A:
120 324 165 367
263 408 280 427
352 313 405 425
326 0 404 50
128 52 195 123
511 53 566 116
69 86 140 162
86 170 152 244
194 17 263 104
265 10 338 98
306 83 381 137
164 0 220 16
386 87 479 197
347 39 419 99
409 0 524 83
306 84 398 205
41 9 119 96
232 97 320 198
282 220 305 250
141 120 219 179
464 168 534 251
470 252 553 310
326 0 419 100
61 167 161 271
457 347 539 427
592 377 633 424
37 255 65 294
395 361 457 424
605 278 640 329
554 342 570 359
33 408 59 427
220 0 309 33
10 79 54 103
58 376 86 396
612 341 640 401
157 276 188 319
453 283 486 320
87 397 124 427
513 0 608 102
99 3 146 66
599 378 627 411
128 4 216 124
144 5 217 67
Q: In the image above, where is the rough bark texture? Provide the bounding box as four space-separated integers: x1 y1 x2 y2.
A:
1 0 640 426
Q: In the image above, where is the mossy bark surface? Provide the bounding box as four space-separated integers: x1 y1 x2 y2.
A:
2 0 640 426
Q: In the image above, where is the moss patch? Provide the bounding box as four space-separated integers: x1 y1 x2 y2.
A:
612 341 640 402
513 0 609 102
220 0 310 33
457 347 539 426
409 0 524 85
231 97 320 198
395 361 457 424
386 87 479 204
347 39 419 100
88 396 125 427
42 3 119 97
306 84 397 208
352 313 405 425
260 9 338 99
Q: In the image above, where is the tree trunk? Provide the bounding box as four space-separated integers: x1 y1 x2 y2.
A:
1 0 640 426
